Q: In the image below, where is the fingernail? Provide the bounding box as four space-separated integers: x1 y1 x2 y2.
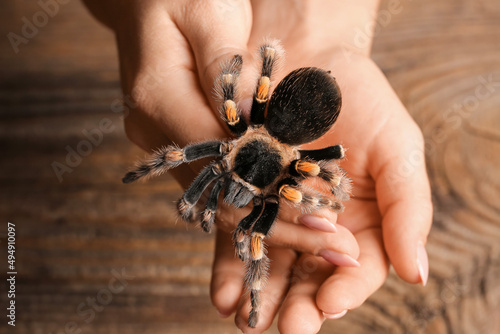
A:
417 241 429 286
323 309 348 320
299 215 337 233
319 250 360 267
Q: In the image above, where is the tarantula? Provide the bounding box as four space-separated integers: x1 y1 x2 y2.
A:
123 41 350 328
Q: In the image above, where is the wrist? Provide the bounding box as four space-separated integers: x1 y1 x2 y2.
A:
81 0 121 30
250 0 381 59
303 0 381 57
82 0 163 32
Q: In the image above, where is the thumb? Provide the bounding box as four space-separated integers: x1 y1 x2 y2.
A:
171 1 254 115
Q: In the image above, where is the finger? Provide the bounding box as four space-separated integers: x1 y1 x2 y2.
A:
171 1 254 112
370 114 433 285
298 213 338 233
215 202 360 266
122 108 200 189
235 247 297 333
316 228 389 316
269 222 360 267
210 229 245 317
336 197 381 233
119 10 231 179
118 6 228 142
123 106 171 153
278 254 333 334
281 206 338 233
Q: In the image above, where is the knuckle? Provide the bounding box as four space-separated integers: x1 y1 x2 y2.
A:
316 286 354 313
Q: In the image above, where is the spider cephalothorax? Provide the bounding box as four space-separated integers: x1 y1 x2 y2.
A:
123 41 351 328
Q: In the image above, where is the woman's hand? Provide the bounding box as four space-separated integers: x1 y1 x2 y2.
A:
82 1 432 333
209 2 432 333
213 51 432 334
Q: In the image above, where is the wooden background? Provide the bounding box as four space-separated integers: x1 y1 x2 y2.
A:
1 0 499 333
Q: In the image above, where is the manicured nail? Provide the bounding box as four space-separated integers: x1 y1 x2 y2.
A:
299 215 337 233
323 310 348 320
417 241 429 286
319 250 360 267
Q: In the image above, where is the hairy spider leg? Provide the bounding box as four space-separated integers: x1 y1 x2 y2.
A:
122 141 228 183
233 197 264 262
278 177 344 213
250 43 281 125
200 177 225 233
246 196 279 328
316 163 351 201
177 161 225 222
296 145 351 200
224 177 255 208
218 55 248 136
299 145 345 161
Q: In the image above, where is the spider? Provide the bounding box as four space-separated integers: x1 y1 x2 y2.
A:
122 41 350 328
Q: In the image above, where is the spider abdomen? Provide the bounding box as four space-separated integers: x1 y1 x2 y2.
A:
233 140 283 189
265 67 342 145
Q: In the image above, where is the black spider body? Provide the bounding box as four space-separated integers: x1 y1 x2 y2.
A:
233 138 283 189
266 67 341 145
123 42 351 328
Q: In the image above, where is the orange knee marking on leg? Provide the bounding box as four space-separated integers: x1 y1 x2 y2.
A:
224 100 239 124
296 161 320 176
279 185 302 203
256 76 270 102
166 150 183 161
250 234 264 260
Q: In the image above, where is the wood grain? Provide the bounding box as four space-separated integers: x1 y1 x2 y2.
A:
0 0 499 333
